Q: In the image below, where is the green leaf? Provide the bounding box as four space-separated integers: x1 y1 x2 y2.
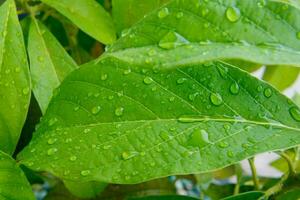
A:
18 58 300 184
106 0 300 69
112 0 169 34
64 180 107 198
128 195 199 200
41 0 116 44
28 18 77 114
0 151 35 200
0 0 31 154
276 188 300 200
221 191 264 200
263 66 300 91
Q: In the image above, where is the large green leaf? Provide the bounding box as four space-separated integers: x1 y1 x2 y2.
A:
28 18 77 114
18 58 300 184
0 151 35 200
112 0 169 34
263 66 300 91
0 0 31 154
106 0 300 69
41 0 116 44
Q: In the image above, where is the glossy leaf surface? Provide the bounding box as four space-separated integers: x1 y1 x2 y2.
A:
41 0 116 44
18 58 300 184
0 151 35 200
112 0 169 34
28 19 77 113
107 0 300 69
0 0 31 154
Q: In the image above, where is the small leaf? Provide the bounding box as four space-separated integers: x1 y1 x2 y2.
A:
18 58 300 184
221 191 264 200
64 180 107 198
263 66 300 91
107 0 300 69
41 0 116 44
28 18 77 113
0 0 31 154
0 151 35 200
112 0 169 34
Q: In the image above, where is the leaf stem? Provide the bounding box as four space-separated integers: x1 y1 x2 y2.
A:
248 157 260 190
279 152 296 177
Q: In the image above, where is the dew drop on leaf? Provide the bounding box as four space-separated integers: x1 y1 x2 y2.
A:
48 118 58 126
15 67 21 73
289 107 300 121
47 138 57 145
143 76 153 85
80 170 90 176
115 107 124 116
176 12 183 19
158 7 169 19
230 82 240 95
160 130 170 140
256 85 263 92
188 129 210 148
177 78 187 84
226 6 241 22
22 87 30 95
69 155 77 161
83 128 91 133
47 148 58 155
91 106 101 115
37 56 44 62
123 69 131 75
122 151 138 160
101 74 108 80
210 93 223 106
227 150 234 157
159 31 189 49
218 142 229 148
263 88 273 98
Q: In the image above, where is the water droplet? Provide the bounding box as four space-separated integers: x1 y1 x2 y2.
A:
81 170 90 176
69 155 77 161
91 106 101 115
158 7 169 18
103 145 111 150
210 93 223 106
74 106 80 111
218 142 229 148
176 12 183 18
15 67 21 73
37 56 44 62
101 74 107 80
115 107 124 116
123 69 131 75
143 76 153 85
227 150 234 157
289 107 300 121
160 130 170 140
230 82 240 95
297 32 300 40
22 87 30 95
159 31 189 49
48 118 58 126
122 151 138 160
264 88 272 98
177 78 187 84
257 85 263 92
83 128 91 133
169 97 175 102
47 138 57 145
226 6 241 22
188 129 210 148
47 148 58 155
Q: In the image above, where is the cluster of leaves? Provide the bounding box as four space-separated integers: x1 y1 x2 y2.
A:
0 0 300 199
